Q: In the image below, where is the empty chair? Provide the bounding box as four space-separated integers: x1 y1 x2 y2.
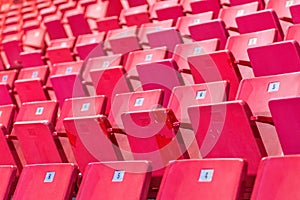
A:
1 34 23 69
190 0 221 18
76 161 151 200
188 50 242 100
226 29 277 66
96 16 120 33
248 40 300 76
90 66 132 114
46 37 76 64
285 24 300 44
218 2 259 31
236 9 284 41
236 72 300 155
44 15 68 40
122 5 150 27
0 69 18 89
55 95 107 134
251 155 300 199
66 9 92 37
176 12 213 36
149 0 182 22
266 0 300 22
74 32 106 60
19 50 45 68
82 54 122 82
0 165 17 200
173 39 219 73
189 19 229 49
137 59 184 107
168 81 229 158
147 28 183 58
12 163 78 200
188 100 267 178
124 47 167 79
269 96 300 154
0 83 17 106
50 73 88 108
138 19 173 45
13 100 68 164
157 159 247 200
229 0 265 9
290 3 300 24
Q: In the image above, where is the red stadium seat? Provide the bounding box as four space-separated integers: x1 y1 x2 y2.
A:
46 37 76 64
236 9 284 41
157 159 247 200
229 0 265 10
175 11 213 36
248 40 300 76
269 96 300 154
76 161 151 200
188 50 242 100
226 29 277 66
236 72 300 155
251 155 300 199
137 59 184 107
266 0 300 21
12 163 78 200
189 19 229 49
0 165 17 200
188 101 267 178
190 0 221 18
218 2 259 31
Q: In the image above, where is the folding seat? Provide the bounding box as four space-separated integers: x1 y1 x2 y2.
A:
76 161 151 200
149 0 183 23
290 3 300 24
105 26 138 50
63 89 163 171
229 0 265 9
12 163 78 200
44 15 68 40
147 28 183 58
14 65 50 104
122 5 150 27
96 16 120 33
175 12 213 36
46 37 76 64
188 101 267 179
0 165 17 200
248 40 300 77
236 72 300 155
173 39 219 73
251 155 300 199
108 29 141 60
225 29 277 66
137 59 184 107
138 19 173 45
190 0 221 18
188 50 242 100
58 0 77 16
108 89 164 130
0 84 16 106
168 81 229 158
124 47 167 79
267 0 300 22
0 105 22 170
22 28 46 50
0 70 18 89
236 9 284 41
82 54 122 82
218 2 259 31
50 73 88 108
66 9 92 37
22 19 41 34
269 96 300 154
74 32 106 60
13 100 69 164
90 66 133 113
39 6 59 19
286 24 300 43
55 95 106 134
1 34 23 69
189 19 229 49
19 50 45 68
157 159 247 200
